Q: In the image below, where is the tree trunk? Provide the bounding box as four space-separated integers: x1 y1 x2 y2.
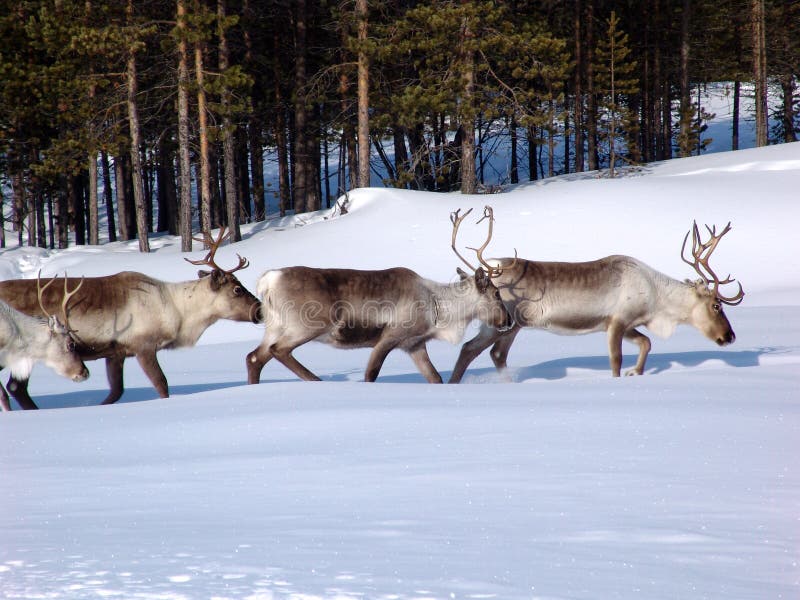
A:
548 97 555 177
527 125 538 181
574 0 584 172
126 0 149 252
194 40 212 235
217 0 240 241
356 0 370 188
56 186 69 249
100 150 117 242
510 115 518 184
71 173 86 245
86 153 99 245
732 80 741 150
585 0 598 170
176 0 192 251
293 0 309 213
459 11 476 195
678 0 692 157
752 0 768 147
272 26 291 216
249 120 266 220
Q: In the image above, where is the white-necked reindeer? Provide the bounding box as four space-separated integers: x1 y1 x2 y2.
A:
246 210 514 384
448 211 744 382
1 277 89 411
0 228 261 408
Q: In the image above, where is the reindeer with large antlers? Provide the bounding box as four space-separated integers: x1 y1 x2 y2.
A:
0 227 262 409
449 219 744 382
246 207 513 384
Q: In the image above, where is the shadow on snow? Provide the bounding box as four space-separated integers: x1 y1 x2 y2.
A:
6 346 787 410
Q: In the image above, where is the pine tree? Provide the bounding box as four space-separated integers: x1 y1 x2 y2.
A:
593 10 639 177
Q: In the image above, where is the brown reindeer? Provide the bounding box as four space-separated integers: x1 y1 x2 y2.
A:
449 216 744 382
1 277 89 410
246 208 514 384
0 228 261 409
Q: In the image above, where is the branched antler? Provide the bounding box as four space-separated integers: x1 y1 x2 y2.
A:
680 220 744 305
37 271 84 333
450 208 479 272
450 206 517 277
184 226 250 274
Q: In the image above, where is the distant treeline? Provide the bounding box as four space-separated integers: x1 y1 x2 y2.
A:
1 0 797 252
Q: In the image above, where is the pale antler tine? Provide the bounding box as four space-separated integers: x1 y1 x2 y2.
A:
36 270 57 319
718 280 745 305
450 207 479 272
60 273 84 333
472 206 503 277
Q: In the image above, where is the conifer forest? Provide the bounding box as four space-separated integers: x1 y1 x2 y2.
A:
1 0 798 253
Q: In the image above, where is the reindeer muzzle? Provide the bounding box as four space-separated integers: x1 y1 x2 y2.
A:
73 366 90 382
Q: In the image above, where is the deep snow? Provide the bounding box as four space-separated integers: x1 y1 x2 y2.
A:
1 142 799 599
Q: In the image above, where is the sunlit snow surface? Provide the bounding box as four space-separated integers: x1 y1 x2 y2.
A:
2 143 799 599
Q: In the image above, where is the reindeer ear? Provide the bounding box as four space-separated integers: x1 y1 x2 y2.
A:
456 267 469 280
474 267 490 292
198 270 211 279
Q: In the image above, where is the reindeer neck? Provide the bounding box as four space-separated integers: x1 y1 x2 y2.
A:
163 279 219 347
427 278 478 344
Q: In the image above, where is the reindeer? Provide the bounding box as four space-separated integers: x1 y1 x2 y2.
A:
0 228 261 409
448 213 744 383
246 209 514 384
1 278 89 411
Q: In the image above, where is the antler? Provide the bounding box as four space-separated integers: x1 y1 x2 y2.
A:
450 208 479 272
37 271 84 333
450 206 517 278
680 220 744 306
184 226 250 274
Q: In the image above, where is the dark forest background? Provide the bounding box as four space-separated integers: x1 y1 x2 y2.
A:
1 0 797 252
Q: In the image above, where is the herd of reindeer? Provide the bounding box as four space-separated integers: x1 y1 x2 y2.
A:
0 206 744 411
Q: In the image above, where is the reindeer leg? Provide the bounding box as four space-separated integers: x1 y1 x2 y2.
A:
623 328 651 376
7 376 39 410
101 356 126 405
270 336 322 382
364 337 401 382
406 343 443 384
448 324 505 383
607 322 626 377
135 350 169 398
1 382 10 412
489 326 521 372
246 344 273 384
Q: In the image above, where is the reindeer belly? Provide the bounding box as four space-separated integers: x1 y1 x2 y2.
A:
516 298 608 335
319 323 386 349
539 315 607 335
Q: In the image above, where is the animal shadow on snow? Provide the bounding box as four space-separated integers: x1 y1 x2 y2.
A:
14 381 244 410
456 348 775 382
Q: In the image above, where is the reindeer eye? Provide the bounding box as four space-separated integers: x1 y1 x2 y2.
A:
67 340 76 352
712 303 721 312
233 286 243 296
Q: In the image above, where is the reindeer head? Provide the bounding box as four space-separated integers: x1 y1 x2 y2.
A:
184 227 263 324
680 221 744 346
36 273 90 382
451 206 516 332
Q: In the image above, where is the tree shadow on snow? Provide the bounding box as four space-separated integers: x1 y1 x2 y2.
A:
451 347 780 383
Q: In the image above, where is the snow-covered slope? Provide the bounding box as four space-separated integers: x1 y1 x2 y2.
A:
1 143 798 599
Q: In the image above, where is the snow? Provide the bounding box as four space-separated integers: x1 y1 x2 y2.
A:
2 142 800 599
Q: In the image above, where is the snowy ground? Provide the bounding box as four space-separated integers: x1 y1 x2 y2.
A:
1 142 799 599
